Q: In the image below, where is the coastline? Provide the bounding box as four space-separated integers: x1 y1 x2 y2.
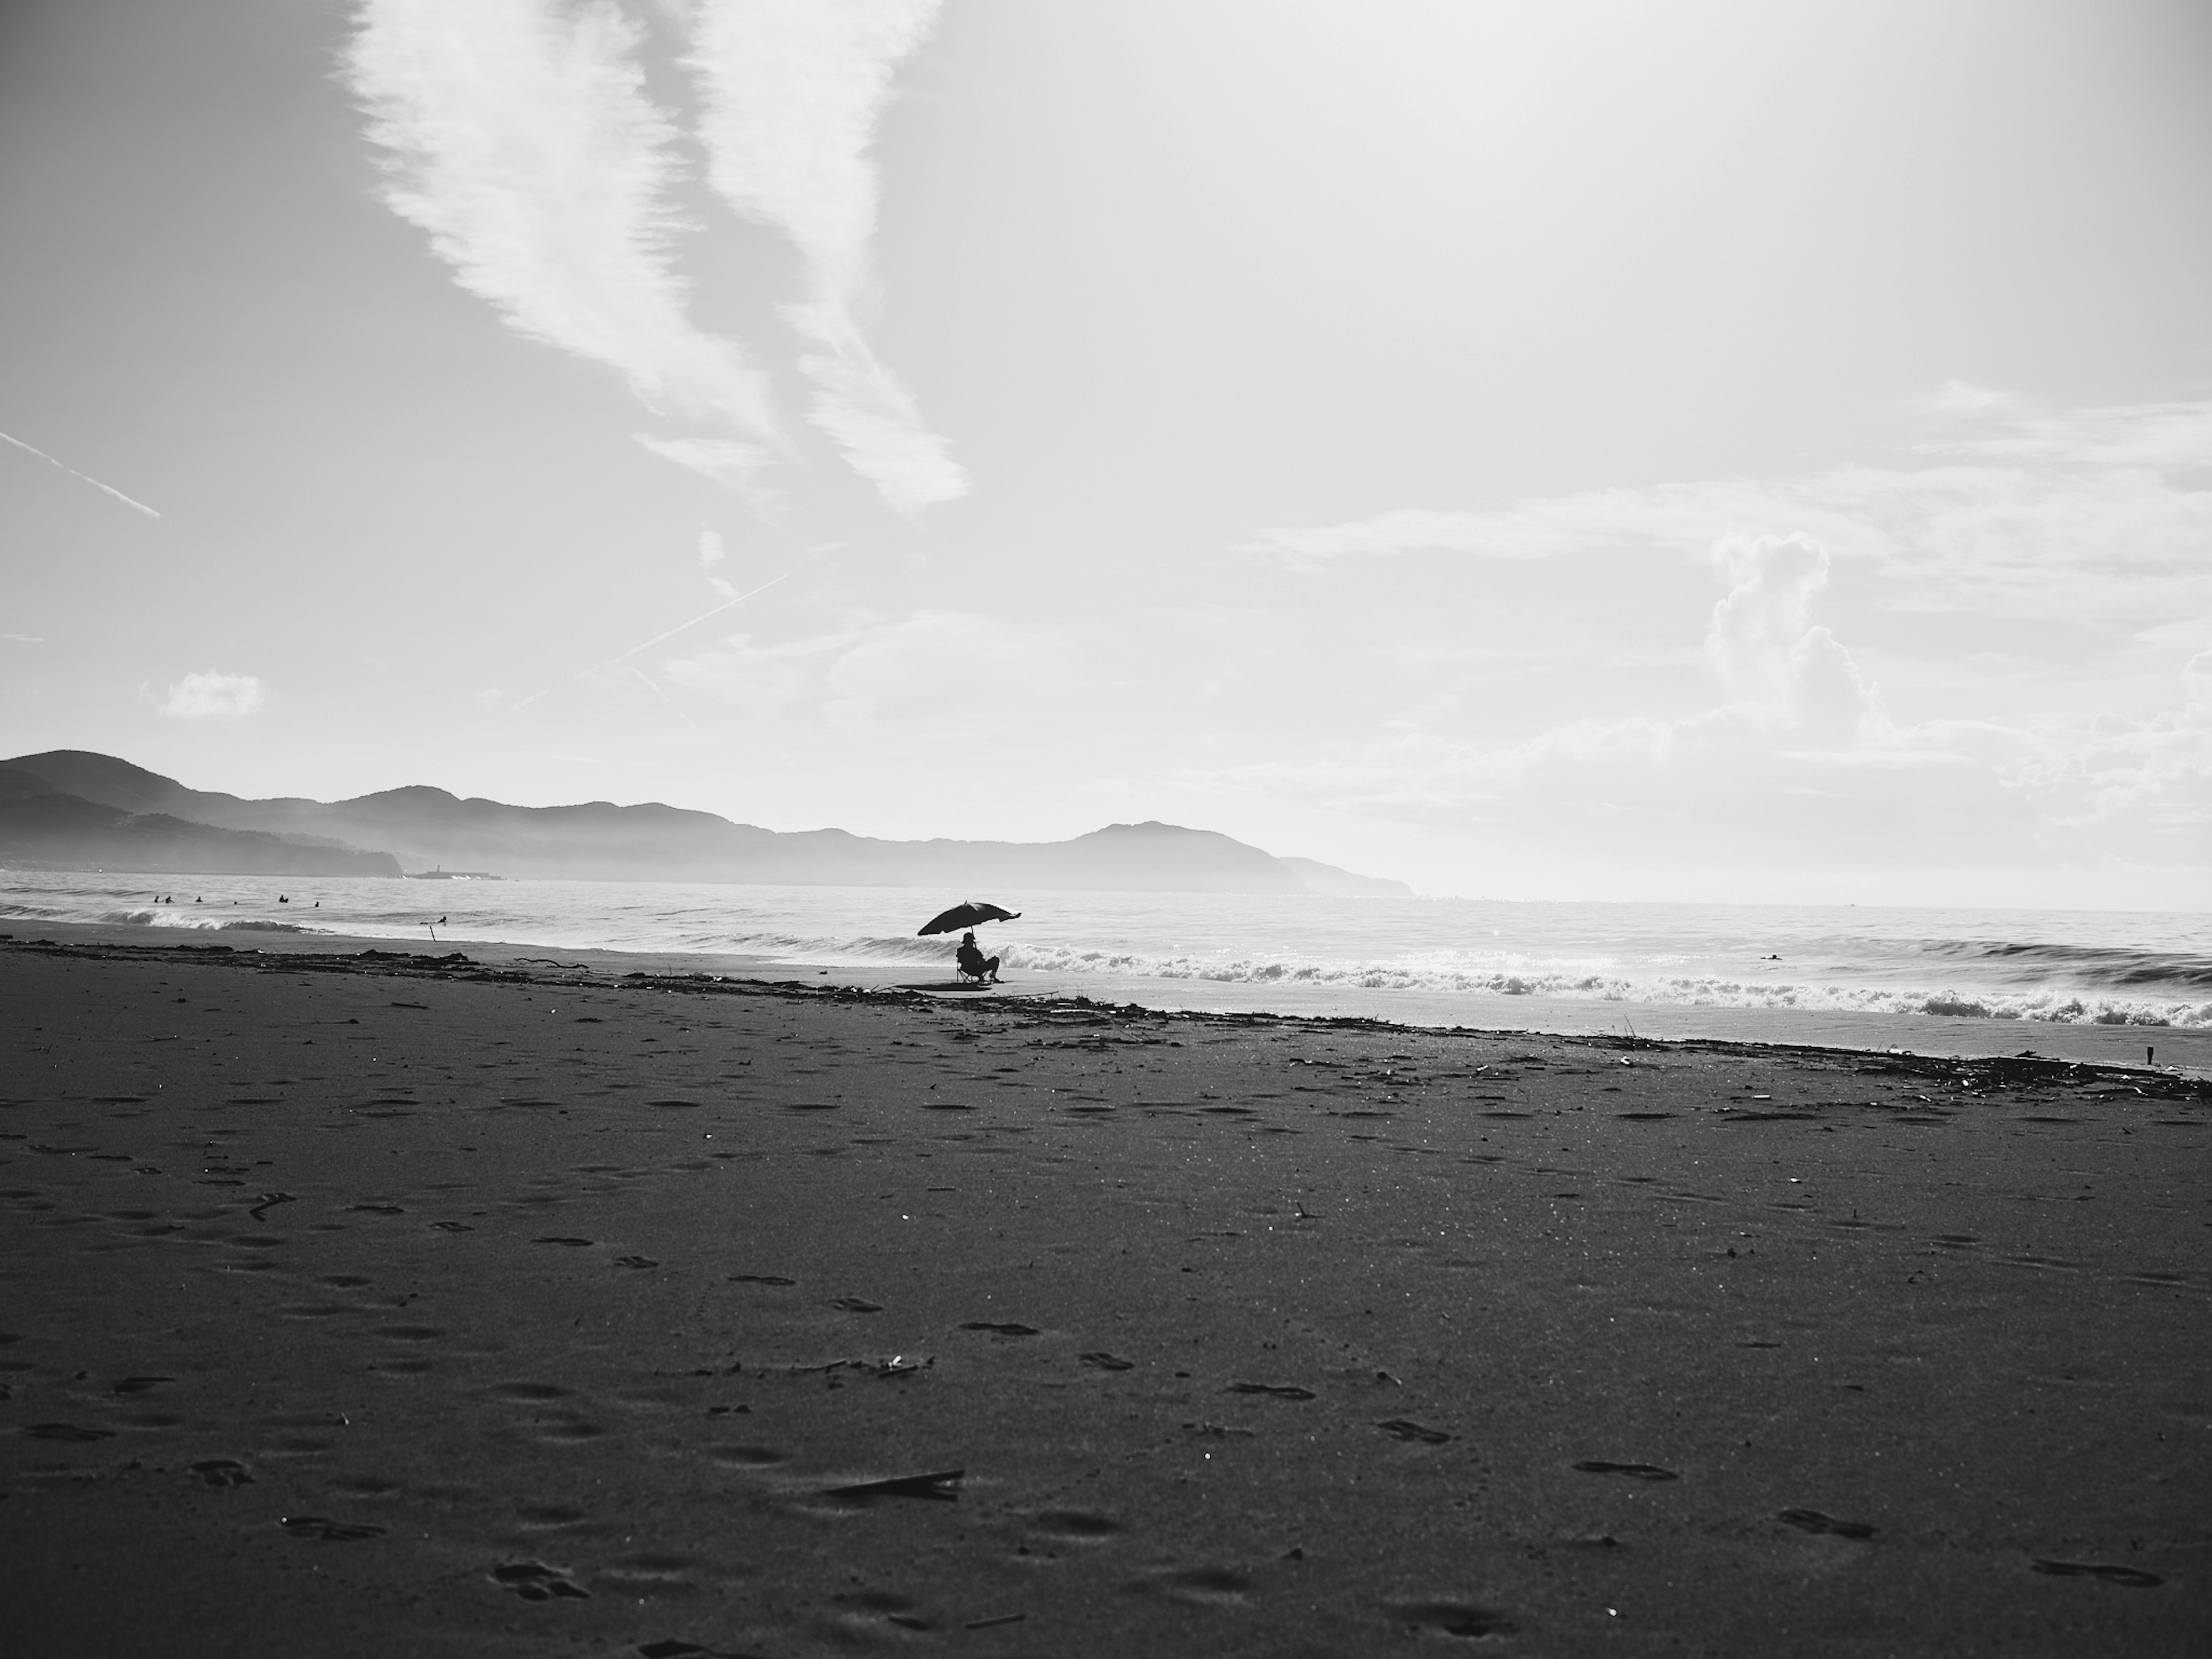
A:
9 916 2209 1077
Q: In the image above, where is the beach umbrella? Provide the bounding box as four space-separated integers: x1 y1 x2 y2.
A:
918 900 1021 937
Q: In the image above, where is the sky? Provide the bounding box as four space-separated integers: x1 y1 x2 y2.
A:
2 0 2209 906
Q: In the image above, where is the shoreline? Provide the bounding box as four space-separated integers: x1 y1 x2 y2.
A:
9 917 2209 1078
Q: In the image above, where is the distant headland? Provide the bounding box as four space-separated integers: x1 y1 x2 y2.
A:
0 750 1411 895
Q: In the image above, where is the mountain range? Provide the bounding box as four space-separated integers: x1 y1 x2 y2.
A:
0 751 1411 895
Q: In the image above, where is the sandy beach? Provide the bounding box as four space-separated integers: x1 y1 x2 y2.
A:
2 932 2206 1656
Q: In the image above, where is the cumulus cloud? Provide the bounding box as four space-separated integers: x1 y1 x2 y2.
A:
1703 533 1878 742
159 672 266 722
348 0 786 497
683 0 967 514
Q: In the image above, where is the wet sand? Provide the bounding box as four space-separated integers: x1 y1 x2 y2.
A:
2 934 2207 1656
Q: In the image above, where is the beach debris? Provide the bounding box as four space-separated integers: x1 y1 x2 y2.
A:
1376 1418 1454 1445
1226 1382 1316 1400
2031 1559 2163 1588
247 1191 294 1221
110 1375 172 1395
825 1468 964 1502
831 1296 883 1313
279 1515 388 1541
791 1355 930 1380
1777 1508 1875 1539
533 1236 593 1247
430 1220 474 1232
728 1273 797 1286
615 1254 659 1269
491 1559 590 1600
1574 1460 1679 1481
964 1613 1027 1630
637 1642 765 1659
23 1422 116 1441
1078 1351 1135 1371
189 1459 252 1487
960 1320 1040 1336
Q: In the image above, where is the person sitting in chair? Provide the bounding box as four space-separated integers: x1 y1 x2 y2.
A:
955 930 999 984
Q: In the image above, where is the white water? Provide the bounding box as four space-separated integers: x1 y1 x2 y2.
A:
5 868 2209 1029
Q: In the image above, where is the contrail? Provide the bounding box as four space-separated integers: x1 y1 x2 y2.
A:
577 571 790 677
1 431 161 518
632 666 701 731
509 571 790 710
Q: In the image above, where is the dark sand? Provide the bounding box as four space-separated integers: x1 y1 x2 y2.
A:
2 935 2206 1657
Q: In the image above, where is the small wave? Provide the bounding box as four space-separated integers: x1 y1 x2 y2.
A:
89 908 321 935
1908 938 2212 993
971 943 2212 1027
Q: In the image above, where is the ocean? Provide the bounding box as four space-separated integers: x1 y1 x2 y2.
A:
4 868 2208 1029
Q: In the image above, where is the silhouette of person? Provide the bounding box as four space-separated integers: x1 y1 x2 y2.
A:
955 930 999 984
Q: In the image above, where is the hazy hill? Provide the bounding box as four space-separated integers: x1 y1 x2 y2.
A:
0 765 401 877
0 751 1412 895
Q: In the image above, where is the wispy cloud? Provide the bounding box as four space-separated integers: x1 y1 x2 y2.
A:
683 0 966 514
0 430 160 518
1243 395 2212 654
158 672 266 721
347 0 785 499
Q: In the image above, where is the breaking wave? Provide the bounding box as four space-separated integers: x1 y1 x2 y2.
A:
790 934 2212 1027
5 872 2207 1028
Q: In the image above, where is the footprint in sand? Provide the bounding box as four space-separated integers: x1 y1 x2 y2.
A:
1226 1381 1315 1400
279 1515 387 1541
961 1321 1040 1336
825 1468 964 1502
1389 1599 1518 1638
709 1444 786 1468
491 1560 590 1600
1574 1460 1678 1481
1146 1566 1253 1607
1377 1418 1453 1444
515 1503 589 1530
729 1274 796 1286
533 1236 594 1248
2031 1559 2164 1588
1030 1510 1122 1543
490 1381 571 1402
1778 1508 1875 1540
